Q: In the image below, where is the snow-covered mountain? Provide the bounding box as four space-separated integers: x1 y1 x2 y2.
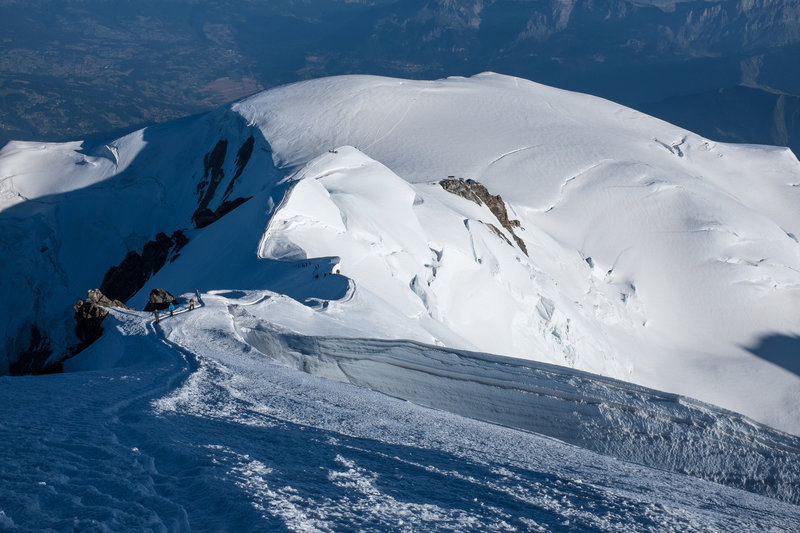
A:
2 72 798 431
2 73 800 527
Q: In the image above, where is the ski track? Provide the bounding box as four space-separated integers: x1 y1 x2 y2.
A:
2 292 800 531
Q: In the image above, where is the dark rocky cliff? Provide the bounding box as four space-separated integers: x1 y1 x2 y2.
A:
73 289 129 353
440 178 528 256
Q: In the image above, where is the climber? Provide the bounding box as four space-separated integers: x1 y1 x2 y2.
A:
169 302 175 317
189 298 195 311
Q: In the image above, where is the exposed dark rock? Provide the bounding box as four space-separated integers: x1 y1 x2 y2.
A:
486 223 514 248
224 135 255 200
144 288 176 312
169 230 190 261
73 289 129 350
100 230 188 303
7 325 54 376
193 137 255 228
193 139 229 225
193 196 252 229
440 178 528 256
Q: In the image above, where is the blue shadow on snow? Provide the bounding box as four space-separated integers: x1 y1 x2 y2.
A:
745 334 800 378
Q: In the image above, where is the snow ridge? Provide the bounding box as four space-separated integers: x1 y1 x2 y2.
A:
229 301 800 504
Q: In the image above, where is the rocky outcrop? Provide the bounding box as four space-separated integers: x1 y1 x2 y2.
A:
440 178 528 256
73 289 129 350
193 136 255 228
193 196 252 229
144 288 176 312
225 135 255 200
100 230 188 303
194 139 228 221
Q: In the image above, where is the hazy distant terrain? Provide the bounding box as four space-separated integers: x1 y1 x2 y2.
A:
1 0 799 151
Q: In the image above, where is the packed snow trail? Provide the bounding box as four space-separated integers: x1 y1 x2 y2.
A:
0 309 196 530
4 291 799 530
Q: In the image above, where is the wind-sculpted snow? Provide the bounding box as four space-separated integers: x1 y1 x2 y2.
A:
229 301 800 505
258 146 620 377
249 133 800 435
6 292 798 530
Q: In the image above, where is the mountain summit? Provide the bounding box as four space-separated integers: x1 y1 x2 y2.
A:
1 73 799 436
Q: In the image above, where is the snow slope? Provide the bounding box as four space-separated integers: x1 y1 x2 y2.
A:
1 292 798 530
